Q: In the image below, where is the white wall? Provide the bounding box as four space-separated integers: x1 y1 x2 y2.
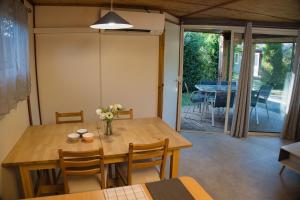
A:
36 33 101 124
34 6 159 124
101 34 159 117
0 101 29 199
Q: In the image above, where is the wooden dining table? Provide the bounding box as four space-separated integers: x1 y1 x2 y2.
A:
26 176 213 200
2 117 192 198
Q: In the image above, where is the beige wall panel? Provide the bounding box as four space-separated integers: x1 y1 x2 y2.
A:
0 101 29 199
100 34 159 118
36 33 100 124
35 6 99 28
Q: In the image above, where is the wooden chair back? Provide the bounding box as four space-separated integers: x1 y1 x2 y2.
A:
127 138 169 185
55 111 84 124
58 148 105 193
116 109 133 120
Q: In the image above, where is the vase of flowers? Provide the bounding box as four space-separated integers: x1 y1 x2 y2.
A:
96 104 122 136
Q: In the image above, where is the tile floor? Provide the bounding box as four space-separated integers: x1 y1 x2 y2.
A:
178 132 300 200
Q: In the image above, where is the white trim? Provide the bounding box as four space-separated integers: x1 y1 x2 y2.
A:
176 25 184 132
183 25 298 36
34 27 98 34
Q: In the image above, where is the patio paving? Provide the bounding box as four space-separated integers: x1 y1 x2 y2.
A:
181 101 285 133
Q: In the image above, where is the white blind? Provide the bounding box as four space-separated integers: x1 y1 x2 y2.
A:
0 0 30 116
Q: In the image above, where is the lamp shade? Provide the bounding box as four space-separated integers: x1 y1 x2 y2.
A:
90 11 133 29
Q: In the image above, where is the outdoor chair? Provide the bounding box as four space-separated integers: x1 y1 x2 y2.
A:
251 90 260 124
257 85 272 117
183 83 205 118
208 91 235 126
250 85 272 125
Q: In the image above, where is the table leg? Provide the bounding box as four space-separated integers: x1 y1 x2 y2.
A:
170 150 180 178
19 165 34 198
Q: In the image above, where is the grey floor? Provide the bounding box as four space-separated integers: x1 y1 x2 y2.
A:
178 132 300 200
181 102 285 133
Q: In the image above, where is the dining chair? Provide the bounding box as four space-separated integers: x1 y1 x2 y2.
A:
116 139 169 186
55 111 84 124
116 109 133 119
58 148 107 194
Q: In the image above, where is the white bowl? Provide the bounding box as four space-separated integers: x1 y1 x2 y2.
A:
82 132 94 142
68 133 80 141
77 129 88 135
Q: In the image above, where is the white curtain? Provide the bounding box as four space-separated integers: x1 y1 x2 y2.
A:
282 29 300 141
0 0 30 116
231 23 253 138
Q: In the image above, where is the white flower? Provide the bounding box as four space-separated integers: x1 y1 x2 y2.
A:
109 105 113 110
96 109 102 115
106 112 114 119
100 113 107 120
116 104 122 110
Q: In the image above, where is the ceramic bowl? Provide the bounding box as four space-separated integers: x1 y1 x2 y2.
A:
67 133 80 142
82 132 94 143
76 129 88 137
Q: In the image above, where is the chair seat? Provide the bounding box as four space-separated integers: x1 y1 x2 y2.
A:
68 175 102 193
117 164 160 185
191 93 205 103
59 167 108 194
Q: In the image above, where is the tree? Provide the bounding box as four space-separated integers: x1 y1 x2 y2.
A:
183 32 219 92
260 43 292 89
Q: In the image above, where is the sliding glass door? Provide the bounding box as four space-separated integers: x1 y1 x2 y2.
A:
248 36 296 133
179 27 297 135
225 33 296 133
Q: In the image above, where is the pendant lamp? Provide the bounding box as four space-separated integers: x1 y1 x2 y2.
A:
90 0 133 29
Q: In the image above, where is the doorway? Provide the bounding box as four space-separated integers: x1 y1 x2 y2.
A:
181 31 231 132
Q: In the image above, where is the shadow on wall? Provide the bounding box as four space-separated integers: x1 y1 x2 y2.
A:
1 167 22 199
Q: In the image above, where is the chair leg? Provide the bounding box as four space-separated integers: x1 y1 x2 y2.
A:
250 107 254 116
255 107 259 125
265 103 269 118
212 107 215 127
279 165 285 175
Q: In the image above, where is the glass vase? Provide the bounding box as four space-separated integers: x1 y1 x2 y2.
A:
105 120 113 136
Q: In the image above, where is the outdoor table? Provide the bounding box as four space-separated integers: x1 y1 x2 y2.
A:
195 84 237 92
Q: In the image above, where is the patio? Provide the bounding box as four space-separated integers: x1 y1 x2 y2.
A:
181 95 285 133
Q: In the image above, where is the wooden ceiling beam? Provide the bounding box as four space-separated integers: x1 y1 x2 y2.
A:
207 6 299 22
180 0 243 18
